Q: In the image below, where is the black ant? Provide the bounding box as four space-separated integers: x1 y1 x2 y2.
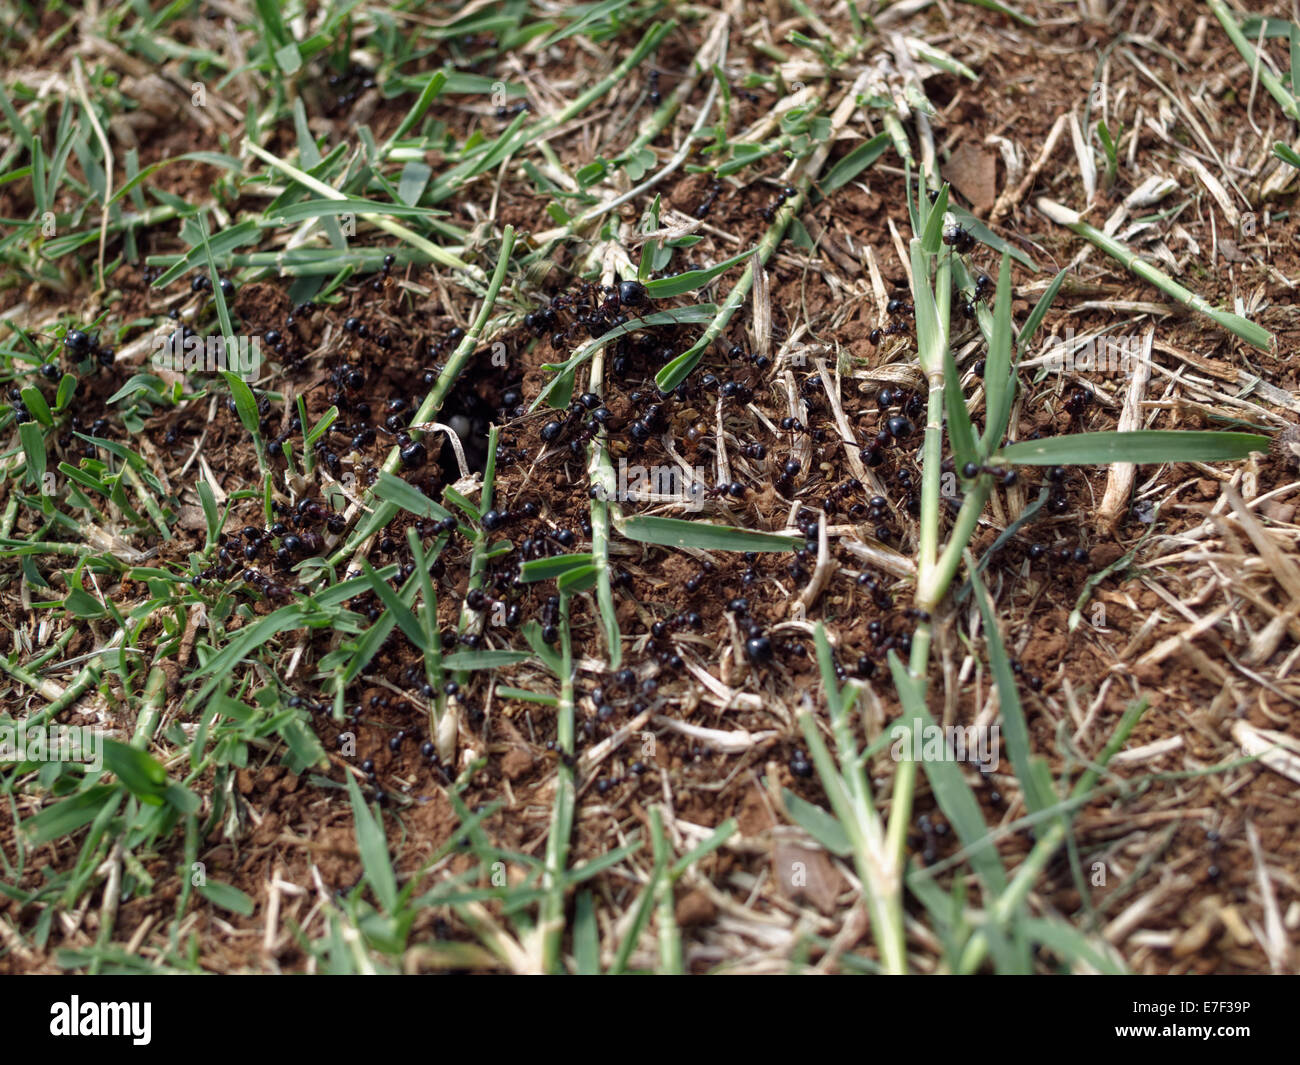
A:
1065 387 1091 422
880 297 915 337
495 100 530 121
538 401 606 455
1043 464 1072 514
56 326 116 368
822 476 865 516
758 184 797 222
697 478 747 503
531 280 651 349
622 388 673 448
941 218 977 254
240 567 291 601
695 179 723 220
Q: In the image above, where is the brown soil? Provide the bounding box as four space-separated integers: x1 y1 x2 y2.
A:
1 1 1298 975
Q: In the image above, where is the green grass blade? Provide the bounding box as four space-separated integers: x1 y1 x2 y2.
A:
642 248 751 298
518 553 595 582
221 371 260 437
670 818 737 879
980 253 1014 453
101 740 168 806
372 470 453 521
1016 268 1068 347
1037 196 1273 350
909 239 943 377
968 560 1053 813
1206 0 1300 120
198 880 256 917
573 891 601 974
886 652 1008 896
781 791 852 856
958 0 1037 27
555 564 598 593
1018 917 1126 974
533 306 716 411
920 187 951 253
619 515 798 552
360 562 428 653
949 204 1035 270
999 430 1269 466
387 71 448 145
18 422 46 490
440 650 532 670
819 132 890 195
344 773 398 913
943 347 978 472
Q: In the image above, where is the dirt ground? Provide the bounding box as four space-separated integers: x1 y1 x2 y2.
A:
1 1 1298 974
